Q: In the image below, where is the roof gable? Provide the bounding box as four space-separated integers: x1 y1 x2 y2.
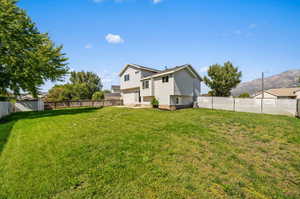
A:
119 64 160 76
141 64 202 81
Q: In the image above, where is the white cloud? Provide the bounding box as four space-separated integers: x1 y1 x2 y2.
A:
248 24 257 29
200 66 209 73
105 33 124 44
153 0 162 4
84 44 93 49
233 30 241 35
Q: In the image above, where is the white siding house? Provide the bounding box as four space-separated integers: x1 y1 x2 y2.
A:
253 88 300 99
119 64 202 110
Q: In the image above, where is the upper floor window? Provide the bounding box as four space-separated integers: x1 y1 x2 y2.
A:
124 74 130 81
162 76 169 83
143 80 149 89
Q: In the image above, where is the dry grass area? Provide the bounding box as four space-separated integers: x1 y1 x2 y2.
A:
0 107 299 199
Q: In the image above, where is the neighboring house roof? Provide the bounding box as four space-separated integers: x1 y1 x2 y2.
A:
141 64 202 81
254 87 300 97
104 93 122 100
111 85 120 90
119 64 161 76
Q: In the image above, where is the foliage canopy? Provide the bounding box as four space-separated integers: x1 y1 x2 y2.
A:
204 61 242 97
46 71 103 102
0 0 69 97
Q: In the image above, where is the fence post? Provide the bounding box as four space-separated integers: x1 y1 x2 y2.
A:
233 97 236 112
211 96 214 110
261 98 263 113
297 99 300 117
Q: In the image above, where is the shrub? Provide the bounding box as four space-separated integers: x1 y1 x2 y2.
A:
92 91 105 101
151 97 159 108
238 92 250 98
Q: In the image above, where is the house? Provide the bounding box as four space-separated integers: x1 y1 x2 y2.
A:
104 85 122 100
119 64 202 110
253 88 300 99
111 85 120 93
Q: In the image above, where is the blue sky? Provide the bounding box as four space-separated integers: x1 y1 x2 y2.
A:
18 0 300 92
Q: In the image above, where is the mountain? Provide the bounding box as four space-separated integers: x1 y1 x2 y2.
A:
231 69 300 96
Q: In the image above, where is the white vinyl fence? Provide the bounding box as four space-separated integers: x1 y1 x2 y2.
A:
0 102 14 119
197 97 298 116
0 100 44 119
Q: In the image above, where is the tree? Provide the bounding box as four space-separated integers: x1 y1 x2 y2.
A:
70 71 102 99
204 61 242 97
0 0 68 97
46 85 72 102
46 71 103 101
238 92 250 98
92 91 105 101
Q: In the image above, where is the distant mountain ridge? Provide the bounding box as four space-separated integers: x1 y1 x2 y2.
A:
232 69 300 96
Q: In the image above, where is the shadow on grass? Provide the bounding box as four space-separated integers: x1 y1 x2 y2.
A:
0 107 100 155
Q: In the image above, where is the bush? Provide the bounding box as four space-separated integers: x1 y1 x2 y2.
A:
238 92 250 98
92 91 105 101
151 97 159 108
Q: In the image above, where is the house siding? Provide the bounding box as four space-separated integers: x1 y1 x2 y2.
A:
120 66 141 90
153 75 174 106
174 69 195 96
254 92 278 99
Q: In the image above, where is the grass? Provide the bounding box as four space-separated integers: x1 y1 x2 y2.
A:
0 107 299 199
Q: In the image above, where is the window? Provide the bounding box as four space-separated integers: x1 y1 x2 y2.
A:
143 80 149 89
176 97 179 104
124 74 130 81
162 76 169 83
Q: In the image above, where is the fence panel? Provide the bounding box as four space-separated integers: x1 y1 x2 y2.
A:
213 97 235 111
266 99 297 116
44 100 123 110
235 98 262 114
197 97 297 117
197 97 212 109
0 102 13 119
15 100 44 112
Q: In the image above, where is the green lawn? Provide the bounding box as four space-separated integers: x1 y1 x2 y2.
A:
0 107 299 199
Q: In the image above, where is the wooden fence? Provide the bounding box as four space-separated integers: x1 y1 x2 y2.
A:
44 100 123 110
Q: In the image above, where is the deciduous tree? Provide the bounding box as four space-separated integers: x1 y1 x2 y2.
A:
0 0 68 97
70 71 102 99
